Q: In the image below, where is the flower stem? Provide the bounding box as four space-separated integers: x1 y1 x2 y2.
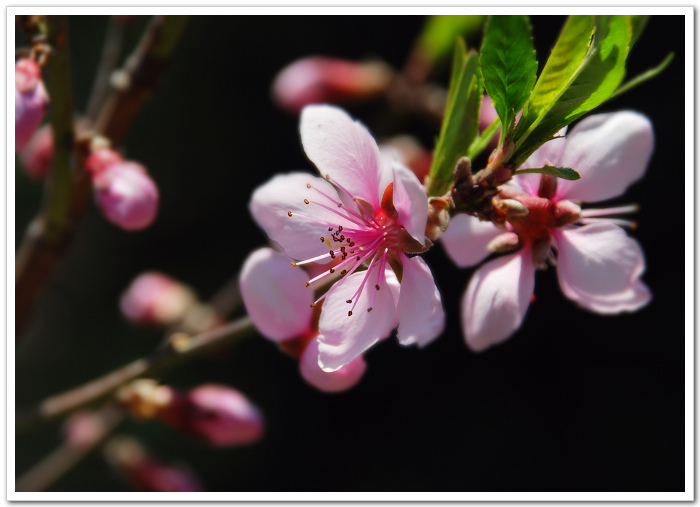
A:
16 316 255 433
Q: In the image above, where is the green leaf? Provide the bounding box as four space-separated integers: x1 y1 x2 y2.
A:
425 39 483 197
417 15 486 67
511 15 632 167
513 16 595 148
628 15 649 49
610 52 674 99
480 15 537 141
514 165 581 181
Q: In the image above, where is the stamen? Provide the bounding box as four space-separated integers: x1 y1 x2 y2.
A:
367 308 372 312
348 248 381 315
578 217 637 228
307 184 373 225
322 175 383 226
304 199 310 204
287 211 293 217
348 311 353 316
305 282 310 287
309 201 367 228
580 204 639 218
367 249 388 311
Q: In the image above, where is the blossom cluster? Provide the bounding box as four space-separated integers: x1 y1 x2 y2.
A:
242 104 653 389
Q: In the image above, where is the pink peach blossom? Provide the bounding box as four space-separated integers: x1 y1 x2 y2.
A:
241 247 369 392
250 106 444 372
15 59 48 152
441 111 653 351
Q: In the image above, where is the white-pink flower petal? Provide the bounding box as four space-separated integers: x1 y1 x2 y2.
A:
391 162 429 244
396 255 444 347
553 223 651 314
249 172 345 263
462 247 536 352
317 270 398 372
299 338 367 393
240 248 313 342
440 213 502 268
555 112 653 203
300 105 391 209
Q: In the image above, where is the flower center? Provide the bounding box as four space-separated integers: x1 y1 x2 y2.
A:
508 194 557 245
286 175 403 316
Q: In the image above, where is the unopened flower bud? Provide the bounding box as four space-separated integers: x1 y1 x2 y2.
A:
92 160 159 231
158 384 265 447
272 57 391 114
19 124 53 181
299 338 367 393
15 58 49 152
85 148 123 175
486 232 520 253
120 272 198 327
104 437 202 492
63 410 106 449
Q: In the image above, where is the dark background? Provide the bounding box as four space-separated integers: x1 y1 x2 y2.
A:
15 15 686 492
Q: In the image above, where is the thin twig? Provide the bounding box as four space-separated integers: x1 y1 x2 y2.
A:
94 15 188 141
16 316 254 432
15 404 125 492
15 272 241 491
85 17 125 121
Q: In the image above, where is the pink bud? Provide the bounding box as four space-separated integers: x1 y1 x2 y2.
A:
120 272 197 327
272 57 390 114
105 438 202 492
63 410 105 449
85 148 124 176
15 59 48 152
299 338 367 393
158 384 265 447
19 124 53 181
92 161 159 231
130 461 202 492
